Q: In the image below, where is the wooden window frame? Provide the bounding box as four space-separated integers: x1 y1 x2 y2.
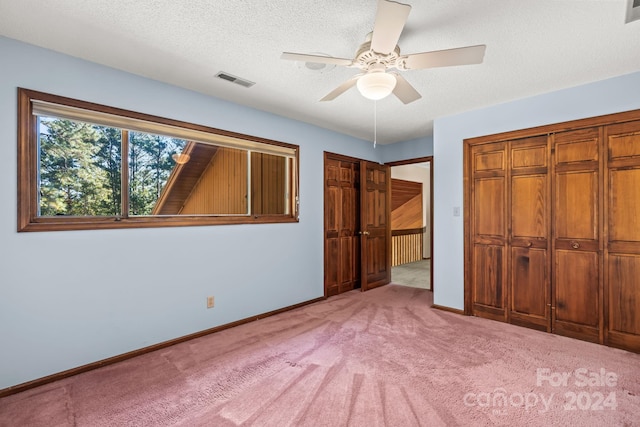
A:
17 88 300 232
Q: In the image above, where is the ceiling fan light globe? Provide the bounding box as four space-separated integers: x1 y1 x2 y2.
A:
172 153 190 165
357 72 397 100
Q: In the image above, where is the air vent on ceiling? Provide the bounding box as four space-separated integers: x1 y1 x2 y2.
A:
626 0 640 23
215 72 255 88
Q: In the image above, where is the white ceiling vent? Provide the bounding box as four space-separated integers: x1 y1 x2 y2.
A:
626 0 640 23
215 72 255 88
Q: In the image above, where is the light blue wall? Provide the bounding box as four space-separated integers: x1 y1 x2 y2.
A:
432 71 640 310
0 36 383 390
379 135 433 163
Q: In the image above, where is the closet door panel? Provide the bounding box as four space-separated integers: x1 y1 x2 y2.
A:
509 136 550 330
554 171 598 240
470 142 507 321
512 144 547 169
605 120 640 351
608 255 640 335
608 168 640 242
552 128 602 342
608 124 640 159
510 247 548 329
474 149 505 172
511 175 546 239
555 138 598 163
473 244 506 319
474 178 505 237
554 251 599 324
472 174 506 319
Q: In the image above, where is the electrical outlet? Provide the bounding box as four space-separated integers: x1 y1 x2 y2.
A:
207 296 215 308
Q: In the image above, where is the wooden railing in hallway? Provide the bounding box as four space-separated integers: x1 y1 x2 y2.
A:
392 227 425 266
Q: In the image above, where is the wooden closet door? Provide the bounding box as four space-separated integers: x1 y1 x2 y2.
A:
471 142 508 321
360 161 390 291
605 120 640 352
552 128 603 343
325 156 360 296
509 136 551 331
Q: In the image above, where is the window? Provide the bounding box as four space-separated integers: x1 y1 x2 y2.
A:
18 88 299 231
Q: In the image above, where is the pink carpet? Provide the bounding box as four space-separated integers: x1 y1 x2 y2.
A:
1 285 639 426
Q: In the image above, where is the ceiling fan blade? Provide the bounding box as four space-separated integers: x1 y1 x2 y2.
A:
391 74 422 104
370 0 412 55
281 52 353 67
402 45 486 70
320 74 363 101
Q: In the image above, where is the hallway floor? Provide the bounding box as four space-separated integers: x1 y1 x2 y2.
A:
391 259 430 290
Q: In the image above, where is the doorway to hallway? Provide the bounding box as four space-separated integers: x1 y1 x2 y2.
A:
391 259 431 289
387 157 433 291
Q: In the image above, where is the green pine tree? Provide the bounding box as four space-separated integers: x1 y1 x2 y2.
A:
39 118 118 216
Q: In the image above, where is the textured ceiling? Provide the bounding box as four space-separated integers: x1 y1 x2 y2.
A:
1 0 639 144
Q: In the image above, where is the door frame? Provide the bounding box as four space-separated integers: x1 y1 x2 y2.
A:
386 156 434 292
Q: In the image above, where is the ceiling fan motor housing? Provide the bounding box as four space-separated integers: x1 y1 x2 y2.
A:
354 38 402 71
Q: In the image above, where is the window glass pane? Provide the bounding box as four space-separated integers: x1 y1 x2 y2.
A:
251 152 288 215
38 116 122 216
144 139 249 216
128 132 188 216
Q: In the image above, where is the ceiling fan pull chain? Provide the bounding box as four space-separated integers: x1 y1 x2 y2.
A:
374 100 377 148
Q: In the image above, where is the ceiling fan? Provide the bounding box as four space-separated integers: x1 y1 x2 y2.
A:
281 0 486 104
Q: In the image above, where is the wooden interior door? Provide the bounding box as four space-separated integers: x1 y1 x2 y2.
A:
360 161 391 291
508 136 551 331
552 127 603 343
470 142 508 321
604 120 640 352
324 154 360 297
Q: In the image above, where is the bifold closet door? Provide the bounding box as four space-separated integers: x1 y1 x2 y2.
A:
508 136 551 331
552 128 603 343
470 142 508 321
605 120 640 352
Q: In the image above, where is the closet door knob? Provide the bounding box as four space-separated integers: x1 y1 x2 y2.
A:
571 241 580 249
526 241 533 247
